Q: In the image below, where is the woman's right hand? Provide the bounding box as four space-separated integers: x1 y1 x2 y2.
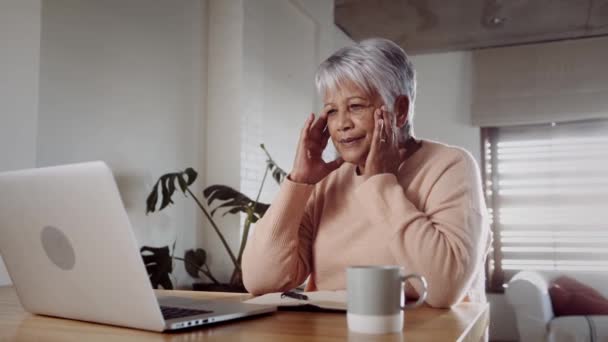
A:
289 113 344 184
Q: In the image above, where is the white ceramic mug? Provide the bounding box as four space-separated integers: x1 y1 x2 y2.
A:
347 266 428 334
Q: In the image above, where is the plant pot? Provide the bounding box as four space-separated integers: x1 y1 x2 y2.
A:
192 283 247 293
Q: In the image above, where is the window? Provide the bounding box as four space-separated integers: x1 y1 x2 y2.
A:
483 119 608 291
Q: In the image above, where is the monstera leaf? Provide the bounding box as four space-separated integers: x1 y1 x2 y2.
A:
146 168 197 214
141 246 173 289
202 185 270 222
184 248 207 279
261 144 287 185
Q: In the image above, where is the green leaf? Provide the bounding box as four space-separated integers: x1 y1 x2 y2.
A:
159 175 175 210
203 185 244 203
222 207 243 217
145 180 160 214
251 203 269 218
211 198 247 216
183 168 198 186
262 146 287 185
147 168 197 213
249 213 262 223
184 248 207 279
140 246 173 289
271 168 283 184
167 175 176 201
202 185 270 219
269 163 287 184
177 174 188 194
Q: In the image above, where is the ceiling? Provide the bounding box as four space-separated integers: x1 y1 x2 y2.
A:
334 0 608 54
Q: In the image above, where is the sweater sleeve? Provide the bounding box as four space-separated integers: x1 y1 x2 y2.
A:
241 178 317 295
354 151 489 308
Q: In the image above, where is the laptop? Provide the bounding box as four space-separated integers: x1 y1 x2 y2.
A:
0 161 276 332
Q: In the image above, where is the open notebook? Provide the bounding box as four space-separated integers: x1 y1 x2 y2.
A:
244 290 347 312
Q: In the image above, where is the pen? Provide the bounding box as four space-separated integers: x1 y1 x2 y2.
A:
281 291 309 300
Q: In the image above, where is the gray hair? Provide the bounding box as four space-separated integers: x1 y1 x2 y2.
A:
315 38 417 139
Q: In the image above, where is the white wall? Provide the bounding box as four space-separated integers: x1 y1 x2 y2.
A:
36 0 204 288
241 0 353 203
333 25 354 51
203 0 245 282
240 0 318 203
0 0 42 286
412 51 518 341
411 51 480 163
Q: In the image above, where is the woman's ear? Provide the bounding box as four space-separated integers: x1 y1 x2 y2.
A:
394 95 410 128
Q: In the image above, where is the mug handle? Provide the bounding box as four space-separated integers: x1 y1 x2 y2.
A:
400 274 428 310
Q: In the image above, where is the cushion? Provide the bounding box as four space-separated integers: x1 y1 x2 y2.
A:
549 276 608 316
549 316 608 342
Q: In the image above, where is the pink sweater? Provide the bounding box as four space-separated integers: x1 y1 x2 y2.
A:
242 140 492 308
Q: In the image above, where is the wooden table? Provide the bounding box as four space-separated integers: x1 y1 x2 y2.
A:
0 286 488 341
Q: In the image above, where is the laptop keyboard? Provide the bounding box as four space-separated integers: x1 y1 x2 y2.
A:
160 306 213 320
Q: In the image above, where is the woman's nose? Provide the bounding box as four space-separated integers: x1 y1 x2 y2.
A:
336 110 354 132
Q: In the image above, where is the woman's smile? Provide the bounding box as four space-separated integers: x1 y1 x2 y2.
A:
338 135 366 147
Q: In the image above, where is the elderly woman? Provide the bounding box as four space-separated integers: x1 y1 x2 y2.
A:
242 38 491 308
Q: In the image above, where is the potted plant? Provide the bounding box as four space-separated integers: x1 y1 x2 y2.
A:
141 144 286 292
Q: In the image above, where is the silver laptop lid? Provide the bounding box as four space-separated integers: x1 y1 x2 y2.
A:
0 161 166 331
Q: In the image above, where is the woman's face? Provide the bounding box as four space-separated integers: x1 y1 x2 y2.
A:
322 81 383 167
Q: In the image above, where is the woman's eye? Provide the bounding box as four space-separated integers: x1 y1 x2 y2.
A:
326 109 336 115
350 104 365 112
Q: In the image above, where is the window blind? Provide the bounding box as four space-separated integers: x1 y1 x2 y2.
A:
472 36 608 127
483 119 608 290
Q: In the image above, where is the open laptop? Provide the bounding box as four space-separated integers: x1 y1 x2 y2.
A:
0 161 276 332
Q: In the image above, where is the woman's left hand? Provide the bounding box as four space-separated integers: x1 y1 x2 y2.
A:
362 106 407 178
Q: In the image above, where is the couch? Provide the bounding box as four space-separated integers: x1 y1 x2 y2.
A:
505 271 608 342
